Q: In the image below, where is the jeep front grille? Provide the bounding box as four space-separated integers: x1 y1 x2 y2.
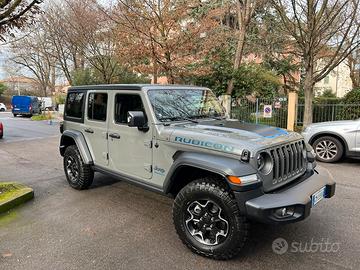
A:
270 140 306 185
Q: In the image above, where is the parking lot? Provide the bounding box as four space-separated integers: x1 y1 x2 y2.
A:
0 112 59 143
0 116 359 270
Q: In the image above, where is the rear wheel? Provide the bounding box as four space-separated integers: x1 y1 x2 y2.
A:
173 177 249 260
13 114 17 117
313 136 344 163
0 108 5 112
63 145 94 189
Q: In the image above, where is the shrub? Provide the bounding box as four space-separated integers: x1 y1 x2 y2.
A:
31 113 53 121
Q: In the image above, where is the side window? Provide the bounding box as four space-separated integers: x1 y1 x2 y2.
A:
87 93 108 121
65 92 85 119
114 94 146 124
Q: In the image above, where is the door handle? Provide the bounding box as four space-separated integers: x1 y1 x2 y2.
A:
109 133 121 139
84 128 94 134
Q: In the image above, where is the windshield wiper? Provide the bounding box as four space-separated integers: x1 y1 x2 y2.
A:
161 116 199 123
194 115 226 120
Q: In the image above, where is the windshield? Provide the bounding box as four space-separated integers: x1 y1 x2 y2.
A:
147 89 225 122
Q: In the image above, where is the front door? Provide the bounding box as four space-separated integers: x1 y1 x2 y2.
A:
108 92 153 179
83 91 109 167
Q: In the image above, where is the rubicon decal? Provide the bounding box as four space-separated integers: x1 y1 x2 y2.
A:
174 136 235 153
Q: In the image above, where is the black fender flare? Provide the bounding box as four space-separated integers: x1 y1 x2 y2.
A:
59 130 93 165
163 152 257 193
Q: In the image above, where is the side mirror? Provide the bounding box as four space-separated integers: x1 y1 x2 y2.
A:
127 111 148 131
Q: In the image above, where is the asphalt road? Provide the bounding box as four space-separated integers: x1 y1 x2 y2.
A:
0 118 359 270
0 112 59 143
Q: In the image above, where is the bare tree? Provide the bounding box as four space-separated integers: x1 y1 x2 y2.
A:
272 0 360 126
67 0 119 83
10 31 54 96
42 6 76 85
0 0 42 40
226 0 265 95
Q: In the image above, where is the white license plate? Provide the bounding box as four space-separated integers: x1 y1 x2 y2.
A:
311 186 326 206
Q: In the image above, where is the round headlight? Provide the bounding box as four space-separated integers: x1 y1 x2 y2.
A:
257 154 265 171
257 152 273 175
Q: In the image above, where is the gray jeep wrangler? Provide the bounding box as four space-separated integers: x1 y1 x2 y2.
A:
59 84 335 260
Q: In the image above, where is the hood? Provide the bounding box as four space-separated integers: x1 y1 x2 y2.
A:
307 119 360 128
168 119 303 156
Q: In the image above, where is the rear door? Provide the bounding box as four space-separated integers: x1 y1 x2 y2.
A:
107 91 153 179
83 91 109 167
12 96 30 113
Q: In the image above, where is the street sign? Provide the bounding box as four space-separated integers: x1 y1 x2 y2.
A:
274 101 281 109
264 105 272 118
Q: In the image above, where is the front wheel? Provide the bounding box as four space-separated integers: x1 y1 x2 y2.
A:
313 136 344 163
63 145 94 189
173 178 249 260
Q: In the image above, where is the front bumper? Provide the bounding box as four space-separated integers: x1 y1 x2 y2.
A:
234 166 335 224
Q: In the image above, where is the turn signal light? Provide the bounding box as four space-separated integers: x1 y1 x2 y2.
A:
227 174 260 186
227 176 242 184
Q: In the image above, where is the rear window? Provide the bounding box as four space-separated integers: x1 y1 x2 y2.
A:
65 92 85 120
87 93 108 121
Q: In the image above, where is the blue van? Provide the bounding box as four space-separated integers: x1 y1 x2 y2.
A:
12 96 41 117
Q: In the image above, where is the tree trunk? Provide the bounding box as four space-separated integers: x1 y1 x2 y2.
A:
153 60 158 84
166 69 175 84
164 51 175 84
42 85 47 97
349 60 360 89
226 19 246 95
303 72 314 127
51 65 56 94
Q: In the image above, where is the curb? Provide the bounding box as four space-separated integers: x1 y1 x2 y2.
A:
0 182 34 214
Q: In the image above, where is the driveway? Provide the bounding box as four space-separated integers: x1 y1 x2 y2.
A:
0 136 359 270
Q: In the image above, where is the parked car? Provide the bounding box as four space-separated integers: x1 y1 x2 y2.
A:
59 84 335 260
0 103 6 112
0 121 3 139
302 119 360 163
11 95 41 117
39 97 53 111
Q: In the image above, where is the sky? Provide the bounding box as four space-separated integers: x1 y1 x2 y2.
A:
0 45 10 79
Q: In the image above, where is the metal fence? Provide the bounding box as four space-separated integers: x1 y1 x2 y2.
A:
296 103 360 125
231 97 288 128
231 97 360 128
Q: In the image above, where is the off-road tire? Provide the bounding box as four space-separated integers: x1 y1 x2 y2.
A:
173 177 249 260
313 136 344 163
63 145 94 190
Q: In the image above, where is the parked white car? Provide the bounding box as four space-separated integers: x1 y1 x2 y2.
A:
302 119 360 163
0 103 7 112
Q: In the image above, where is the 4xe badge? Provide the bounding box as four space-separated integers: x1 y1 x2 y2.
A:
154 166 166 176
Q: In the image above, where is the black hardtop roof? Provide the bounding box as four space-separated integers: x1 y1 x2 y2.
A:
68 84 208 92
